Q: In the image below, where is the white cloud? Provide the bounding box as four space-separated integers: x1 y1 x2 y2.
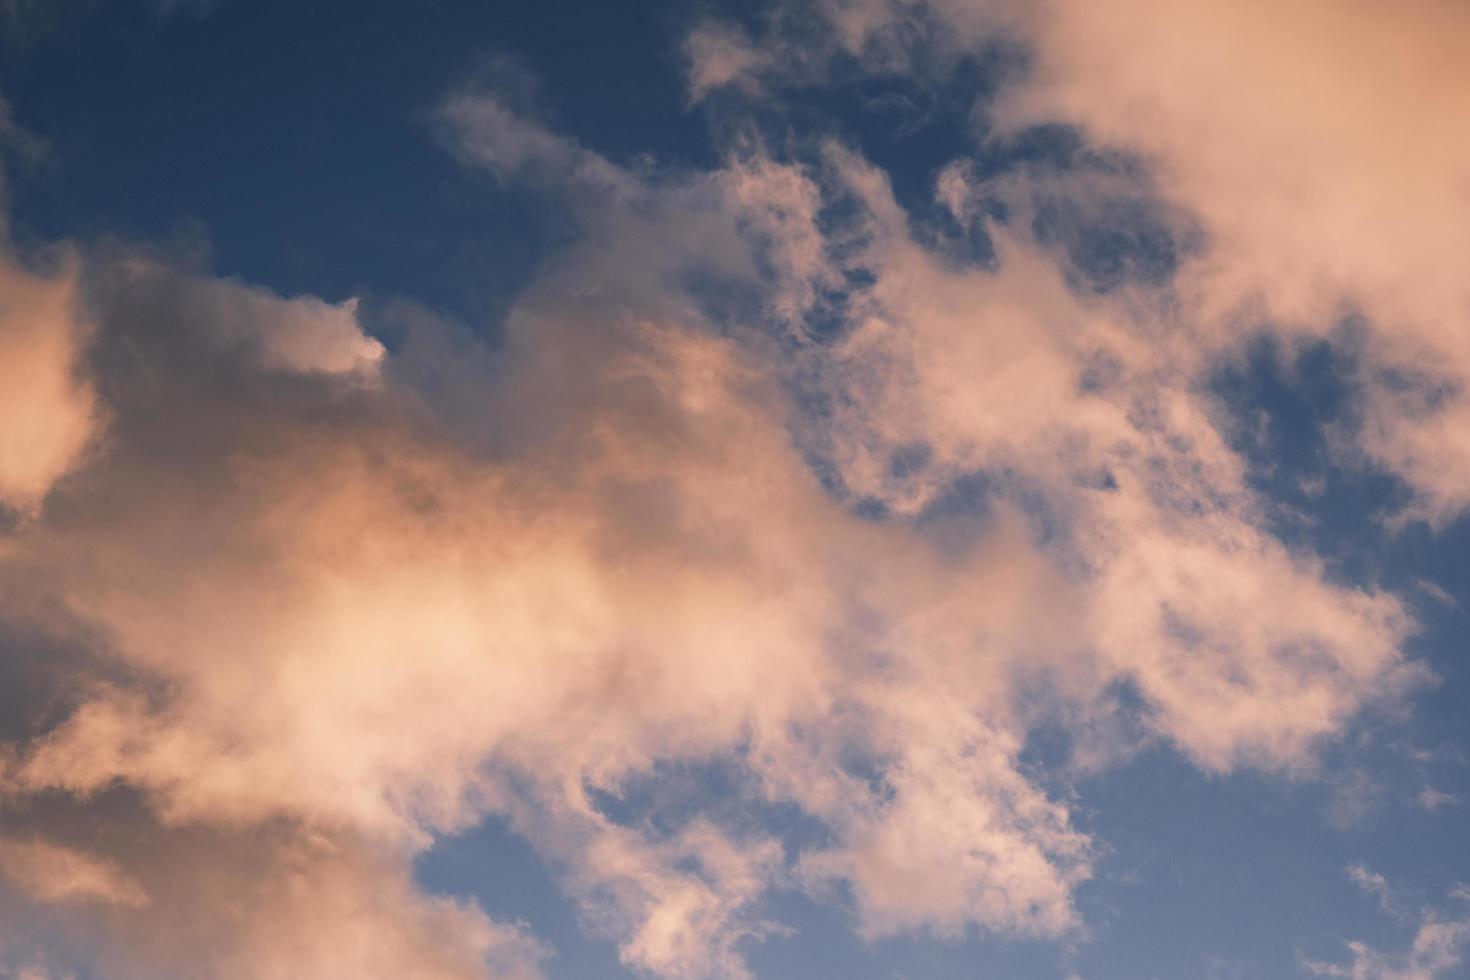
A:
1300 872 1470 979
811 0 1470 523
1349 864 1407 921
0 252 98 515
0 34 1451 980
1301 899 1470 980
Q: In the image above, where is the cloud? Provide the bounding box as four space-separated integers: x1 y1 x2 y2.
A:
0 251 98 516
0 44 1445 980
1301 885 1470 980
1004 0 1470 525
109 256 385 378
0 838 147 908
743 140 1415 774
683 23 771 103
440 91 624 192
804 0 1470 523
1417 787 1459 813
1348 864 1407 921
0 800 548 980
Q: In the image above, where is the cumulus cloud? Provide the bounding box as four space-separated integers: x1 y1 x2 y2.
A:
801 0 1470 523
1000 0 1470 524
0 19 1453 980
0 838 147 908
106 256 384 378
735 141 1415 773
0 251 98 515
0 798 548 980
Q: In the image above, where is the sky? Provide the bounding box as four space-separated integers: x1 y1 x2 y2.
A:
0 1 1469 978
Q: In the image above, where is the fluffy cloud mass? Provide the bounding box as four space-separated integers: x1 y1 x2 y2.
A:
0 1 1466 977
807 0 1470 523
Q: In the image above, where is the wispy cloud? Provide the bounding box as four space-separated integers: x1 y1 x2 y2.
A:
1302 879 1470 980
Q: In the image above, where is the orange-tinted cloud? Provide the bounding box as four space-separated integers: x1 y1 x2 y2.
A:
0 252 97 516
0 52 1444 978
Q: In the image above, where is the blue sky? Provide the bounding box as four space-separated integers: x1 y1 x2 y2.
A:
1 2 1468 979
